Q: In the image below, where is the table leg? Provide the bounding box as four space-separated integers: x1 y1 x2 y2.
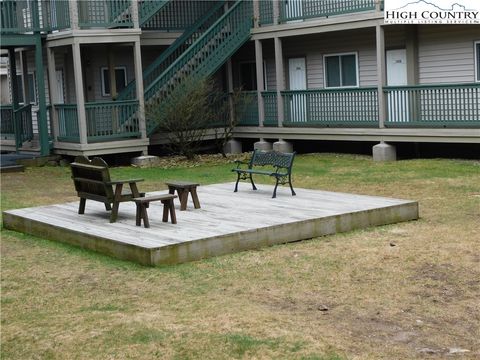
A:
162 200 169 222
169 199 177 224
179 189 188 211
135 203 141 226
141 204 150 228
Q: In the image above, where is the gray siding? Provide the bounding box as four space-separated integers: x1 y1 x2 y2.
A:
418 25 479 84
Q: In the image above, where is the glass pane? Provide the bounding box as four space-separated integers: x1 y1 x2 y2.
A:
477 43 480 81
341 55 357 86
115 69 126 92
102 69 110 95
16 75 25 103
325 56 340 87
28 74 36 103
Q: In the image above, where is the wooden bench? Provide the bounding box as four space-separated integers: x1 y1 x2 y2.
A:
166 181 201 211
70 156 144 223
232 150 296 198
133 194 177 228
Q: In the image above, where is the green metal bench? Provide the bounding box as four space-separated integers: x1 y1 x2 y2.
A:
232 150 296 198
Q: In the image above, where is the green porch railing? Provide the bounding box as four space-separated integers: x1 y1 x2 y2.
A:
384 83 480 128
85 100 140 141
118 0 225 101
259 0 274 26
15 104 34 145
141 0 219 30
262 91 278 126
56 104 79 142
279 0 377 23
1 105 15 139
145 0 253 134
78 0 132 29
282 88 378 127
236 91 259 126
0 0 70 33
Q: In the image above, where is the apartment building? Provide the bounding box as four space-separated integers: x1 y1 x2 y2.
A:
1 0 479 158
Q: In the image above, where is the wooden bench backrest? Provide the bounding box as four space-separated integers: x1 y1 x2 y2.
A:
70 156 114 201
250 150 296 171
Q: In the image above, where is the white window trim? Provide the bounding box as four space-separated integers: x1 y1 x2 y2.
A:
15 71 37 105
323 51 359 89
101 66 127 97
475 41 480 83
238 60 267 91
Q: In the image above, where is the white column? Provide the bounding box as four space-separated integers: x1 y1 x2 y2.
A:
20 51 30 104
69 0 79 30
255 39 265 127
253 0 260 28
273 0 280 25
46 47 60 140
274 37 285 127
72 41 87 144
133 40 146 140
130 0 140 29
376 24 386 129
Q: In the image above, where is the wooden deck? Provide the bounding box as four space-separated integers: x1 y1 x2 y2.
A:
2 183 418 266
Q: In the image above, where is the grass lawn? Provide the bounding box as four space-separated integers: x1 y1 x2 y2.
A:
1 153 479 359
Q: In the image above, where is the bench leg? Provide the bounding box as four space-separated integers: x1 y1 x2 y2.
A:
272 177 279 198
104 203 112 211
141 204 150 228
190 187 201 209
169 199 177 224
162 200 169 222
135 203 142 226
110 184 123 223
78 198 86 214
288 174 296 196
234 173 241 192
249 174 257 191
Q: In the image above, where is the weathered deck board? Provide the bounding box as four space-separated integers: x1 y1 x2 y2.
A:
2 183 419 265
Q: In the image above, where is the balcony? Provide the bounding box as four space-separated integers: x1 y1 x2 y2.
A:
258 0 379 26
0 0 70 34
55 100 140 143
235 83 480 129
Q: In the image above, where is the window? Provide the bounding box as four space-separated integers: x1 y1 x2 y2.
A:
15 73 36 104
239 61 267 91
101 67 127 97
324 53 358 88
475 41 480 82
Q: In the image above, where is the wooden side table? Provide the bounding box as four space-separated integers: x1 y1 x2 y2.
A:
165 181 201 211
133 194 177 228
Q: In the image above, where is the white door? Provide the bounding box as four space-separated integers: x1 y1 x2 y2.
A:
288 57 307 123
386 49 409 122
285 0 303 23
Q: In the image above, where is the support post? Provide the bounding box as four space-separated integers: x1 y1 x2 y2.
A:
46 47 60 141
273 0 280 25
72 41 88 144
35 36 50 156
69 0 79 30
274 37 284 127
133 39 146 141
376 23 386 128
107 46 117 100
8 48 20 151
20 50 30 104
253 0 260 28
226 59 234 125
406 25 419 85
255 39 265 127
130 0 140 29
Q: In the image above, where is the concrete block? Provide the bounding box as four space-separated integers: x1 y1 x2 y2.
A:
131 155 160 168
372 142 397 162
254 139 273 151
273 140 293 153
223 139 242 154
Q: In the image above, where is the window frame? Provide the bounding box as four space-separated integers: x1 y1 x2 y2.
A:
475 41 480 83
15 71 37 105
323 52 359 89
100 66 127 97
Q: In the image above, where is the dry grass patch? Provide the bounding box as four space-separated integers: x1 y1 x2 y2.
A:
1 154 479 359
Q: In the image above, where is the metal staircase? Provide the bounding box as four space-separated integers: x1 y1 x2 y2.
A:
144 0 253 134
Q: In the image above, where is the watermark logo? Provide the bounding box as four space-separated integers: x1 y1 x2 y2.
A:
384 0 480 24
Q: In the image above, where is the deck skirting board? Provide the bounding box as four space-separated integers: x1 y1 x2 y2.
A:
3 183 419 266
